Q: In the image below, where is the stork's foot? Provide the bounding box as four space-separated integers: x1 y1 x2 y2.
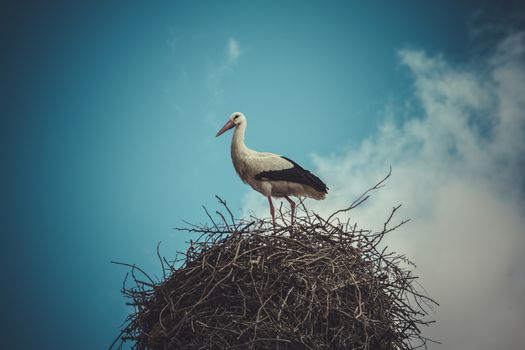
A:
268 196 276 231
285 196 296 226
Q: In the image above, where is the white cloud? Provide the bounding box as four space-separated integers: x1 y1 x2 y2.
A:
208 37 242 101
228 37 242 64
243 32 525 349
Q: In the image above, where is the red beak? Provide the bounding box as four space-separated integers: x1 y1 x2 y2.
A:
216 119 235 137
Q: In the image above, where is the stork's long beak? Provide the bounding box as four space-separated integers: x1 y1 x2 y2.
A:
216 120 235 137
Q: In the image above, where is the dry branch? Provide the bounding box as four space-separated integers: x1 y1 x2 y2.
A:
111 175 437 350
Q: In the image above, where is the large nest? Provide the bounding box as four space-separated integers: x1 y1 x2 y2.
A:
111 174 437 349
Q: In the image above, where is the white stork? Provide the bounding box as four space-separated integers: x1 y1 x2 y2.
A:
216 112 328 226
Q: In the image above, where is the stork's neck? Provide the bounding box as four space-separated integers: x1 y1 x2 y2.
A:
231 122 249 156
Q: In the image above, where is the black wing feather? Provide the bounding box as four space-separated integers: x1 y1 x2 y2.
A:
254 156 328 193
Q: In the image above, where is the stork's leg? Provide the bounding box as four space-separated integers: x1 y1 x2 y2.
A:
285 196 296 225
268 196 276 229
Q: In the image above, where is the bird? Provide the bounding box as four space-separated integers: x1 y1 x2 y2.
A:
216 112 328 227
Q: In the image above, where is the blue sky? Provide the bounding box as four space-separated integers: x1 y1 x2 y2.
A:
1 1 525 349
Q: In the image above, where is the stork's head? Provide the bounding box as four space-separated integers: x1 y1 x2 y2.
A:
216 112 246 137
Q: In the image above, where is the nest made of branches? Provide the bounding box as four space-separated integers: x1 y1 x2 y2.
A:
111 174 437 350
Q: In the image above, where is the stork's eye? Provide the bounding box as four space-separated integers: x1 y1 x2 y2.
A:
234 115 240 119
